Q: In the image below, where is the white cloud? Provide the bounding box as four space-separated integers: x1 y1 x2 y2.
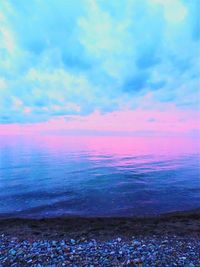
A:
0 78 7 90
0 6 21 72
0 0 199 124
25 68 96 103
149 0 187 23
12 96 23 108
78 0 133 79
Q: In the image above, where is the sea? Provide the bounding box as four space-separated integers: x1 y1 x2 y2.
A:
0 135 199 218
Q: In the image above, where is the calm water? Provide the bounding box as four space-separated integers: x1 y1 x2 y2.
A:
0 135 199 218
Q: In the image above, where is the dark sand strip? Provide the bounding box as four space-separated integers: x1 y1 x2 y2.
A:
0 209 200 241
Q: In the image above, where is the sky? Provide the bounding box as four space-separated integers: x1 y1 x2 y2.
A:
0 0 199 136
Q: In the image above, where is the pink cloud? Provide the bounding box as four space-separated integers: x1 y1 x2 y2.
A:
0 104 199 136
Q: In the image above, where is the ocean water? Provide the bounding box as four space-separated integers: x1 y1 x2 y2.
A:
0 135 199 218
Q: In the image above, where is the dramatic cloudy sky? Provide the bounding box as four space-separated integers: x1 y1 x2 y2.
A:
0 0 199 135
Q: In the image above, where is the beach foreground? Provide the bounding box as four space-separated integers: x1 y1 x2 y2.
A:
0 209 200 266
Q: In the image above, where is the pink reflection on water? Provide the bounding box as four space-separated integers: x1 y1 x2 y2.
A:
1 135 198 172
32 135 198 155
2 135 197 172
76 136 199 172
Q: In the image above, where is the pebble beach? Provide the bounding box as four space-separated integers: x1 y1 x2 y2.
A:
0 235 200 266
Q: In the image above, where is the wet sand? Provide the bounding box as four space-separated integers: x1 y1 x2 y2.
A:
0 209 199 241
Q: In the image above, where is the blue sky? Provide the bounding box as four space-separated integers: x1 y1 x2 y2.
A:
0 0 199 126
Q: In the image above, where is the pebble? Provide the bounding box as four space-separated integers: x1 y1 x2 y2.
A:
70 239 76 245
0 235 199 266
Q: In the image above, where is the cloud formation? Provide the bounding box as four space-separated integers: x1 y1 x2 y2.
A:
0 0 199 126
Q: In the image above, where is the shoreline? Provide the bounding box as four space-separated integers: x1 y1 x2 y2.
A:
1 209 200 266
0 208 199 241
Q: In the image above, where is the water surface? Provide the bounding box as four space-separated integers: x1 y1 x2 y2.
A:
0 135 199 217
